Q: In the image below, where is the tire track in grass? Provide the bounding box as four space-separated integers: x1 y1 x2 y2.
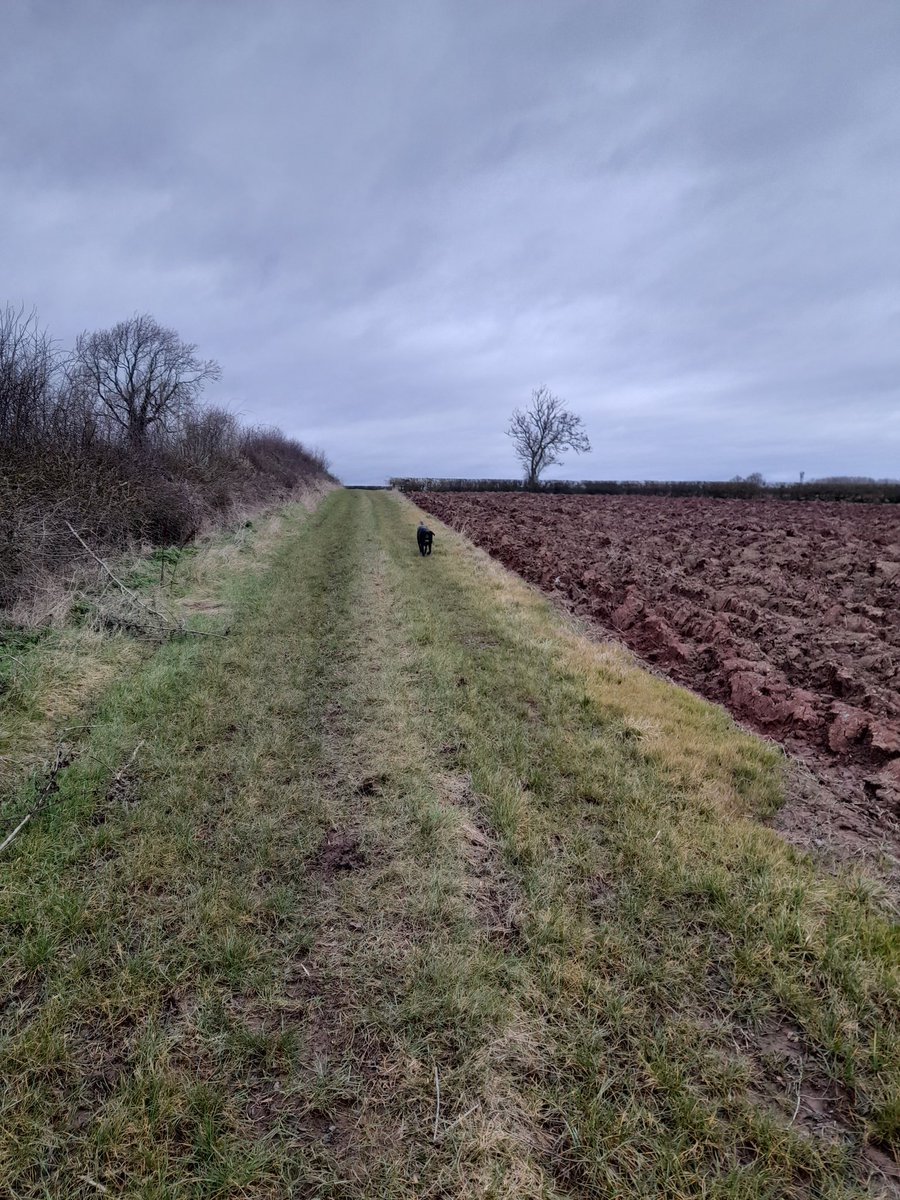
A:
0 494 401 1195
291 493 557 1198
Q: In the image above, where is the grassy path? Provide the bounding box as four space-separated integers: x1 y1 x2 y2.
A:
1 489 897 1198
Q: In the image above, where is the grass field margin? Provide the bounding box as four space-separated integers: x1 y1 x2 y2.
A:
0 488 897 1198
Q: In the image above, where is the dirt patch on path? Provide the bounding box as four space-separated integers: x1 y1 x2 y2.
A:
741 1022 900 1196
413 492 900 898
440 772 523 944
311 827 371 875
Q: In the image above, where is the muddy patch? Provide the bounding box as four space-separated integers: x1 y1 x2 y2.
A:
355 773 389 797
90 756 141 826
749 1024 855 1139
242 1072 358 1150
774 761 900 908
310 828 370 875
739 1021 900 1194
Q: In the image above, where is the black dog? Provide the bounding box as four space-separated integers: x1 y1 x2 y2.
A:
416 522 434 556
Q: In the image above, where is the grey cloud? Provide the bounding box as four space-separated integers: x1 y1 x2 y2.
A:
2 0 898 483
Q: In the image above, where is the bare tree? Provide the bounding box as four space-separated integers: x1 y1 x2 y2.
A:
507 385 591 489
0 305 60 447
72 314 220 448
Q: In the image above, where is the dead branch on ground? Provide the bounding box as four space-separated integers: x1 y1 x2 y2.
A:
64 522 228 640
0 738 147 857
0 746 77 856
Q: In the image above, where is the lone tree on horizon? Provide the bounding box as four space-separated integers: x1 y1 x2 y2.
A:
507 385 591 489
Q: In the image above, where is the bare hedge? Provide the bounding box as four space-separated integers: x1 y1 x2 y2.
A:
1 306 334 618
389 477 900 503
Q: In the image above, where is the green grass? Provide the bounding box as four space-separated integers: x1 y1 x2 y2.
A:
122 544 198 592
0 505 292 800
0 489 897 1198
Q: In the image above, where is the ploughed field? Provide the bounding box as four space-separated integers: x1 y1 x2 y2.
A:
412 492 900 812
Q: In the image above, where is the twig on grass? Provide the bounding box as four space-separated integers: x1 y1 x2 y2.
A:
441 1103 478 1135
789 1062 804 1125
433 1064 441 1143
0 746 75 856
78 1176 110 1195
109 739 144 787
65 523 229 640
0 738 145 857
67 521 180 623
65 522 141 602
174 625 231 638
66 521 180 632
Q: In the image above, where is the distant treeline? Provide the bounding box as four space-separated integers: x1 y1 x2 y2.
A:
1 306 334 619
390 477 900 503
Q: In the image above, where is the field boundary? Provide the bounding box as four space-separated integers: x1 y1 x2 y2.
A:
410 490 900 908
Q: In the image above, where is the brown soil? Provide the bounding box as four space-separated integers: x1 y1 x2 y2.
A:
743 1022 900 1194
413 492 900 895
310 828 370 875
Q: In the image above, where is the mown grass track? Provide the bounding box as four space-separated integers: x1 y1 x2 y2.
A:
0 489 898 1198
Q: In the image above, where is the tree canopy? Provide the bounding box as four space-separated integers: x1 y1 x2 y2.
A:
73 313 220 447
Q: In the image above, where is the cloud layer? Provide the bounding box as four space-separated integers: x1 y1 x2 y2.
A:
3 1 898 482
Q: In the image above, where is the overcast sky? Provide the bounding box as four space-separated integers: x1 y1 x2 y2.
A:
3 1 899 483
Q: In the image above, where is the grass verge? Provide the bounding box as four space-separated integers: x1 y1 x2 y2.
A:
0 488 897 1199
